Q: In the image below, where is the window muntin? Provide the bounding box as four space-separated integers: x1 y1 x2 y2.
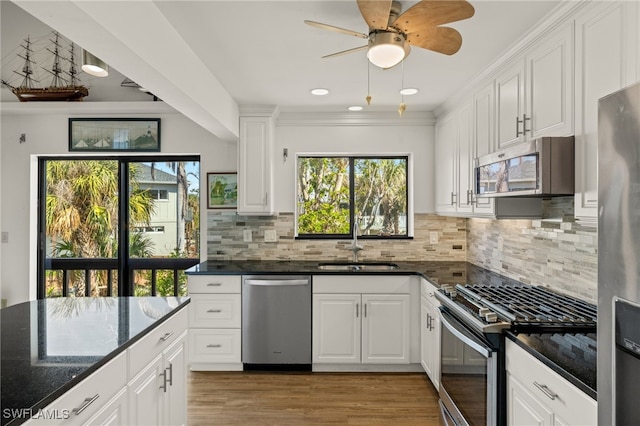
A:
297 156 408 238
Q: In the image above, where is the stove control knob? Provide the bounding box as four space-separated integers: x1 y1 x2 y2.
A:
479 308 491 316
485 312 498 323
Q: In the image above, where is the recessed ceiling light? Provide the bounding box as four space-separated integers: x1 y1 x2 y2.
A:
347 106 363 111
310 88 329 96
400 88 419 96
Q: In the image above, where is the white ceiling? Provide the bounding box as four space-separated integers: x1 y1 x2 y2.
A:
2 0 562 139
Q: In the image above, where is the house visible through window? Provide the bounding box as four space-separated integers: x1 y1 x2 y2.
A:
296 156 409 238
149 189 169 200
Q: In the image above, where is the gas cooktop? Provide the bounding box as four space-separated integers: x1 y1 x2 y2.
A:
435 283 597 334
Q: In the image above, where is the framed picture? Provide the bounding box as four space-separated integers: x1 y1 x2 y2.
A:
207 172 238 209
69 118 160 152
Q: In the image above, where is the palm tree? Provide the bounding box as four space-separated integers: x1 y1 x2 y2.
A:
46 160 155 295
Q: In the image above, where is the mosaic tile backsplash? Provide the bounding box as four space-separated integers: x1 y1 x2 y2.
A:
206 198 597 302
206 213 467 262
466 198 597 303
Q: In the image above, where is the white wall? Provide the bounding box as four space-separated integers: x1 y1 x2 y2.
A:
0 102 236 305
273 110 436 214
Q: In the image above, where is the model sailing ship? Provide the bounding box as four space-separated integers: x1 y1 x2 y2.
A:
1 31 88 102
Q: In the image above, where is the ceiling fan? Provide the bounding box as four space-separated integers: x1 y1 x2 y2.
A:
305 0 475 69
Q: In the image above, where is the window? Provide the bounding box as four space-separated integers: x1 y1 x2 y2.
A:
38 156 200 298
148 189 169 200
296 156 409 238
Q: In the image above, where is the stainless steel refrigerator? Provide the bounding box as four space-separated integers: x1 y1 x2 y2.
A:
598 81 640 425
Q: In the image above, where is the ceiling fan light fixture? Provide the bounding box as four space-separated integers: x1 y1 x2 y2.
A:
367 31 407 69
81 50 109 77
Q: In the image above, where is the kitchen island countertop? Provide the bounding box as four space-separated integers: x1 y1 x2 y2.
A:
1 296 190 426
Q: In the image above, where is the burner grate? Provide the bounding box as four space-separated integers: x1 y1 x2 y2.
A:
459 284 597 327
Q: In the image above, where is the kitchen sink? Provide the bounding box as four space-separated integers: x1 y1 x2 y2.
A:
317 262 400 271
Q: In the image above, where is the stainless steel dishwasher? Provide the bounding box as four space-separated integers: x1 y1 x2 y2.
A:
242 275 311 369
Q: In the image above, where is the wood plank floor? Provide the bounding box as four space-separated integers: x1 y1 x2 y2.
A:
188 371 441 425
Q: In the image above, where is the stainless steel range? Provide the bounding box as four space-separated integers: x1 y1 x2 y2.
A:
435 283 597 426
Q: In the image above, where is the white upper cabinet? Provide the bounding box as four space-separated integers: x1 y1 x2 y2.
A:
435 111 458 214
495 59 526 148
496 23 574 149
574 1 639 225
471 82 496 216
237 106 277 215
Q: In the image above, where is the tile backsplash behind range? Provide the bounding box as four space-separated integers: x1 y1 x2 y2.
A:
207 212 466 262
466 197 597 303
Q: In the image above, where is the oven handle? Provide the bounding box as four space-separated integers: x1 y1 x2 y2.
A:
440 310 492 358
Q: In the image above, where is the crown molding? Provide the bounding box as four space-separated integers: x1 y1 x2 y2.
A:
0 101 177 115
434 0 591 118
276 110 436 127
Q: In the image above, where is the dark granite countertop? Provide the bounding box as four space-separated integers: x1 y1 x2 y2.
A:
186 260 526 288
187 260 597 399
505 331 597 400
1 296 190 426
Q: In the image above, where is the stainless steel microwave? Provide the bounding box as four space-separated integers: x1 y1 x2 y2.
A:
475 136 575 197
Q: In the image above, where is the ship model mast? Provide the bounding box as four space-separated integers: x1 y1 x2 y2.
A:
1 31 89 102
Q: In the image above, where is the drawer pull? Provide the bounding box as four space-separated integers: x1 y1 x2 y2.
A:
534 382 558 400
72 394 99 415
207 309 222 313
159 331 175 342
207 344 222 348
207 283 222 287
166 363 173 386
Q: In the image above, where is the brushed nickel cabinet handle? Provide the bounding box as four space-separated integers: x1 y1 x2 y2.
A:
72 394 99 415
159 331 174 342
207 309 222 313
534 382 558 400
207 344 222 348
207 282 222 287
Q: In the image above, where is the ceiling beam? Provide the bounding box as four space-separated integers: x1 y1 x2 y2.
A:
12 0 239 141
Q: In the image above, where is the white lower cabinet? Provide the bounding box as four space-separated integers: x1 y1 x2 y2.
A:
312 293 410 365
420 279 440 389
187 274 242 371
128 330 187 426
506 339 596 426
82 387 128 426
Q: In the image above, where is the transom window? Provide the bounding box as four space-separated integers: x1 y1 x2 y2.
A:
296 156 409 238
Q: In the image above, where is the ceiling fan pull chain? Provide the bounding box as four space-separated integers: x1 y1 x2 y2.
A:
399 59 406 116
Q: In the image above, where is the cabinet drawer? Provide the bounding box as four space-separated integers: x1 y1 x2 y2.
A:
505 340 596 425
128 307 188 380
188 294 241 328
313 275 412 294
24 352 127 425
189 329 241 363
188 274 241 293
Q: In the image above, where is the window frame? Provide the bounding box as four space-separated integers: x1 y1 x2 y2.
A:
295 154 412 240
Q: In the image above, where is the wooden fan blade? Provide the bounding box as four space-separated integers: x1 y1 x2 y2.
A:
392 0 474 31
322 45 369 59
357 0 392 30
304 20 368 39
407 26 463 55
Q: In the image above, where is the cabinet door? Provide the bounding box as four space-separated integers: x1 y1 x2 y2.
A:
527 24 573 139
472 83 495 216
82 387 128 426
128 355 164 426
456 102 474 215
312 294 361 364
507 373 554 426
574 1 633 223
435 111 458 213
237 116 273 215
163 331 187 426
421 294 440 388
495 59 526 148
362 294 410 364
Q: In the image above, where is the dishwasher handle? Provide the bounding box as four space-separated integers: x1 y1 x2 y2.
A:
244 279 309 286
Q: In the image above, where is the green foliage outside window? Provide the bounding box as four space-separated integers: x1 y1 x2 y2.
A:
297 156 408 237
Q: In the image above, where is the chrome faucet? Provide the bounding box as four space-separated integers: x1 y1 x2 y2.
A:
350 217 364 262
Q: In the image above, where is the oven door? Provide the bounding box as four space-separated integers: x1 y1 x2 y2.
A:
439 308 498 426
